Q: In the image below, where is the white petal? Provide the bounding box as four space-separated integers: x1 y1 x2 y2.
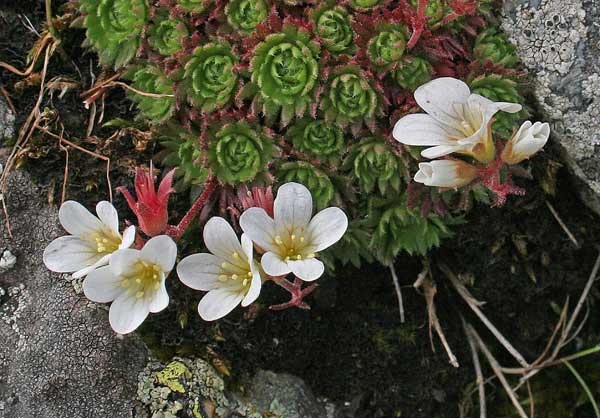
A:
120 225 136 249
393 114 463 146
149 278 169 313
109 292 150 334
421 144 468 159
83 265 123 303
197 288 244 321
241 233 254 262
96 201 119 234
177 253 221 291
306 207 348 252
141 235 177 273
274 182 313 231
43 236 100 273
260 251 291 277
72 254 111 279
469 94 522 115
239 207 278 252
288 258 325 282
203 217 244 260
59 200 103 237
414 77 471 126
110 248 141 276
241 267 262 307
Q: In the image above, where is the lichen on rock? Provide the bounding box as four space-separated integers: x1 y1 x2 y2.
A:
501 0 600 214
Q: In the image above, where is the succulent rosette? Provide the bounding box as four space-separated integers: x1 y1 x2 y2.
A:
208 121 276 184
409 0 446 27
183 42 239 112
147 12 188 56
311 2 355 54
367 25 407 71
473 29 519 67
249 25 320 127
225 0 269 33
156 123 208 190
343 137 403 195
81 0 148 68
395 56 433 90
321 65 383 132
286 118 346 164
276 161 337 210
126 64 175 122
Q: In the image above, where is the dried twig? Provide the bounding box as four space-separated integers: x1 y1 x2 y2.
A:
389 263 405 323
441 264 530 368
463 318 486 418
467 323 529 418
545 200 580 248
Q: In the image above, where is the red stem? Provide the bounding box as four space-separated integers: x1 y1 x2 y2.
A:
269 276 319 311
167 177 218 241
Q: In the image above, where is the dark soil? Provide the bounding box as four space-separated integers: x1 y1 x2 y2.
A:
2 2 599 418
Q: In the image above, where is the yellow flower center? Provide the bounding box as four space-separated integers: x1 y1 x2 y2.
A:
121 261 163 299
216 252 253 290
273 234 315 262
89 230 121 254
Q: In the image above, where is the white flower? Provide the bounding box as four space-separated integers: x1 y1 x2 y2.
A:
82 235 177 334
239 182 348 282
43 201 136 278
393 77 522 163
414 159 479 188
177 217 262 321
501 120 550 165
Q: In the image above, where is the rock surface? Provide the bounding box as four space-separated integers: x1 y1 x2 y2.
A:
501 0 600 214
0 166 149 418
0 96 15 143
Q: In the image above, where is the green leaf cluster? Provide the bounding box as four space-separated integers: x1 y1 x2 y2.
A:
276 161 337 210
126 64 175 122
367 26 407 69
473 29 519 68
395 56 433 90
147 11 188 56
311 2 355 54
286 118 346 164
225 0 268 33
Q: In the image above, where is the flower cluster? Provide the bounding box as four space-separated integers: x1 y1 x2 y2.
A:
78 0 540 271
44 181 347 333
393 77 549 205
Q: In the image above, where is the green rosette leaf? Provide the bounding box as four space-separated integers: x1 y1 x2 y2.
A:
126 64 175 122
349 0 386 12
409 0 446 27
367 27 407 69
183 43 239 112
156 123 208 190
250 25 320 127
321 65 381 131
311 2 354 54
225 0 268 33
81 0 148 68
474 29 519 68
342 137 403 195
286 118 346 164
395 56 433 90
369 197 456 265
147 12 188 55
208 122 275 184
469 74 527 137
276 161 336 210
178 0 211 12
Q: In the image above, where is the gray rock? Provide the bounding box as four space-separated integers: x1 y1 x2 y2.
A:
0 166 149 418
501 0 600 214
244 370 327 418
0 96 15 142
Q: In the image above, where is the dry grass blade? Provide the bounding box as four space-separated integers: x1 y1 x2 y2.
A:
389 263 405 323
441 264 530 368
545 200 580 248
462 318 486 418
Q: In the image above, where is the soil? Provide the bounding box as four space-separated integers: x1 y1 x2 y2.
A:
1 1 599 418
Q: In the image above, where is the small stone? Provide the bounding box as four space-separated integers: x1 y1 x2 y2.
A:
0 250 17 272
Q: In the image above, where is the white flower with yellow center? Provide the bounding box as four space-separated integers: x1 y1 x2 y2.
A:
239 182 348 282
43 200 135 278
82 235 177 334
501 120 550 165
414 159 479 188
393 77 522 163
177 217 262 321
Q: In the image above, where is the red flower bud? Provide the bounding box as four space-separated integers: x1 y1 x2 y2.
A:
117 163 176 237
